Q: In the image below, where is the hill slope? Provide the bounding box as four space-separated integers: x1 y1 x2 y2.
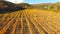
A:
0 1 32 13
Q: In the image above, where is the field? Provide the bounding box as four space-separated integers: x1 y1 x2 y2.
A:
0 9 60 34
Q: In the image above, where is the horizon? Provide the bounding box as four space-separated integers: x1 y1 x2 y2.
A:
5 0 60 4
24 0 60 4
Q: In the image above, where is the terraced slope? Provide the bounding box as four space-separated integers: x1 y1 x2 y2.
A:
0 9 60 34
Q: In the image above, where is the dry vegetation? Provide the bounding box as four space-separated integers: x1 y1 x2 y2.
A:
0 9 60 34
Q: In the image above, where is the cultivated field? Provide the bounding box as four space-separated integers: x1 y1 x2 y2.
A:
0 9 60 34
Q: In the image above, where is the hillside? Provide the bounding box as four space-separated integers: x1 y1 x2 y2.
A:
0 1 32 14
0 1 16 13
0 9 60 34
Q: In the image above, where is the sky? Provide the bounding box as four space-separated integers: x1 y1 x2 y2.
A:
24 0 60 4
5 0 60 4
5 0 23 3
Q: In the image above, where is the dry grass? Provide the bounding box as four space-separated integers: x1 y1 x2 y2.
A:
0 9 60 34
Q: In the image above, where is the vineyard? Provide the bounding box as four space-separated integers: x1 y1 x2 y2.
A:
0 9 60 34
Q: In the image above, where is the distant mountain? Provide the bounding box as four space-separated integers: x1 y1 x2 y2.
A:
16 3 34 9
33 2 60 11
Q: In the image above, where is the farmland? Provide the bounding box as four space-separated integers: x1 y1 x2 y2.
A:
0 9 60 34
